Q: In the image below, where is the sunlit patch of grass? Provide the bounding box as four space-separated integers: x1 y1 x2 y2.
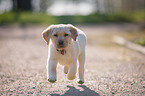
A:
118 31 145 46
135 36 145 46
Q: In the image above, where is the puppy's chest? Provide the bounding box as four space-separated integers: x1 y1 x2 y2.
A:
57 49 77 65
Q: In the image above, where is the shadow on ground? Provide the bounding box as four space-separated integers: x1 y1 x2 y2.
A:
50 85 100 96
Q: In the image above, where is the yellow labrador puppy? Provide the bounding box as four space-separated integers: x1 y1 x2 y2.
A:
42 24 86 84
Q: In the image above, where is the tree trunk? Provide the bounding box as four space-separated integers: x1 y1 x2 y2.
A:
13 0 32 11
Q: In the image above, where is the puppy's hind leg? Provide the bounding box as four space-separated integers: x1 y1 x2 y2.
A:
67 61 77 80
78 51 85 84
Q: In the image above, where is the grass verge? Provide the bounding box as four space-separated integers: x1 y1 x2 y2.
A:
0 10 145 25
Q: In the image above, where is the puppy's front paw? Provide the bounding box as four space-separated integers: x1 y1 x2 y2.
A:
47 75 56 83
67 74 76 80
48 78 56 83
78 80 84 84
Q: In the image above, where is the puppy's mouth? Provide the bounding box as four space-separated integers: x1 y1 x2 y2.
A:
56 49 66 55
56 40 69 50
57 45 67 49
56 45 67 55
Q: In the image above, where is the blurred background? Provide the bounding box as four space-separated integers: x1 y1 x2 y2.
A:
0 0 144 24
0 0 145 95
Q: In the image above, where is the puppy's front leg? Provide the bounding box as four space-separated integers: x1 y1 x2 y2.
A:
47 58 57 83
78 51 85 84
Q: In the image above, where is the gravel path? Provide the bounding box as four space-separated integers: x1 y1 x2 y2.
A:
0 24 145 95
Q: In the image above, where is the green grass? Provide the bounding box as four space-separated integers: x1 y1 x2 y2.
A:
135 37 145 46
0 11 144 25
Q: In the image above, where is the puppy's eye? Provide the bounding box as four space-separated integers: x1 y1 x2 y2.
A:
54 34 58 37
64 34 68 37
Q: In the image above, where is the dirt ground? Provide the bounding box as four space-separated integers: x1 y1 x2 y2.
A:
0 24 145 96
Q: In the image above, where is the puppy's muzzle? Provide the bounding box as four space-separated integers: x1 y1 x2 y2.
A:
57 40 65 48
57 40 66 55
58 40 64 45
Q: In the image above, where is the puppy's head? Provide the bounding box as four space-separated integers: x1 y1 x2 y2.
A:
42 24 78 50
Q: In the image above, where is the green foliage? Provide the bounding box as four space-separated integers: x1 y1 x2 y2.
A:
0 11 144 25
18 12 59 24
0 11 59 25
130 10 145 22
0 12 15 24
109 10 145 23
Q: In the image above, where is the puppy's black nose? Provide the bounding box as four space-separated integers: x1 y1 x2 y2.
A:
58 40 64 45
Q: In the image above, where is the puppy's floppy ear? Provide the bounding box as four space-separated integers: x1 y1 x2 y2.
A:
42 25 54 45
68 24 78 41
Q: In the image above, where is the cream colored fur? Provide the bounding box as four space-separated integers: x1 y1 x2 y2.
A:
42 24 87 84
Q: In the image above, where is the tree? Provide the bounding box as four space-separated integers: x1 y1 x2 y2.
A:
13 0 32 11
